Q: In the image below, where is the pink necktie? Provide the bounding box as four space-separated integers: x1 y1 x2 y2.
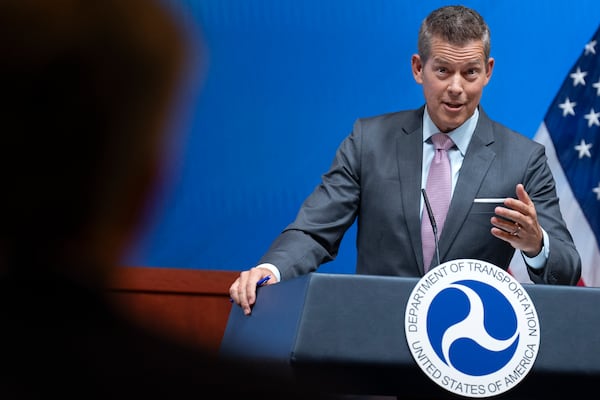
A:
421 133 454 272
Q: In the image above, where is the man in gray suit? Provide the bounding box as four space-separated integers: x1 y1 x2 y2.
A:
229 5 581 315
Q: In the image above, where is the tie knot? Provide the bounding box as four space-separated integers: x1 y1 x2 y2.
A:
431 133 454 151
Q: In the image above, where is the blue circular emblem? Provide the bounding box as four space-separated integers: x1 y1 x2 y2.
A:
405 259 540 398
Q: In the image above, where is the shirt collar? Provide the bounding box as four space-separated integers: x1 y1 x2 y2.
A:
422 107 478 156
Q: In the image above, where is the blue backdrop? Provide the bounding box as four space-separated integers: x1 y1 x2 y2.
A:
126 0 600 274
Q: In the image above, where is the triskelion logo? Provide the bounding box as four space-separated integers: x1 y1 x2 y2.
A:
405 259 539 398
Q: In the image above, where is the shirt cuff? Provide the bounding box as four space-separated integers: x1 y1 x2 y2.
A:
522 228 549 270
256 262 281 282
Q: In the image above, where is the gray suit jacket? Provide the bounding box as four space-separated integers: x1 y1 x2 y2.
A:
259 106 581 285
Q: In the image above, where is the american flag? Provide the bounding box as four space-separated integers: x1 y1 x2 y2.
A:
510 24 600 287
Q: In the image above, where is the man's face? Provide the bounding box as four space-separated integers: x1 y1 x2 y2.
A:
411 36 494 132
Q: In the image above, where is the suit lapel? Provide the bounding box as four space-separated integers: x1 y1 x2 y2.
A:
396 109 425 272
438 112 496 261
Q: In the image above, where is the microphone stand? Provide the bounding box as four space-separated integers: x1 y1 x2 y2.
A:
421 188 441 268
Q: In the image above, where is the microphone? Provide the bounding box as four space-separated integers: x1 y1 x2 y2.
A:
421 188 441 268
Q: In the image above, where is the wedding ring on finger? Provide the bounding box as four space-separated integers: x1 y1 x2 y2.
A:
511 223 521 236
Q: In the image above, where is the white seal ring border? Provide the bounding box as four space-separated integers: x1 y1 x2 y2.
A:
404 259 540 398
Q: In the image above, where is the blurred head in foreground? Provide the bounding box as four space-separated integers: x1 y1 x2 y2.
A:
0 0 188 284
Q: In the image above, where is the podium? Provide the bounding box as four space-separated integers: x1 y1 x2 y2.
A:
220 273 600 398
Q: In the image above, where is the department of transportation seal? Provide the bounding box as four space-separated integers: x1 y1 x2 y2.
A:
404 259 540 398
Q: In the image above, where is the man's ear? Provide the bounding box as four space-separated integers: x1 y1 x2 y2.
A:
484 56 495 85
411 54 424 84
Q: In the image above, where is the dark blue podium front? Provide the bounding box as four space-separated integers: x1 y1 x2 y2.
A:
220 272 600 398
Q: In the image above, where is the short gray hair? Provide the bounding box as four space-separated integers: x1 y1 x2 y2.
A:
417 5 491 64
